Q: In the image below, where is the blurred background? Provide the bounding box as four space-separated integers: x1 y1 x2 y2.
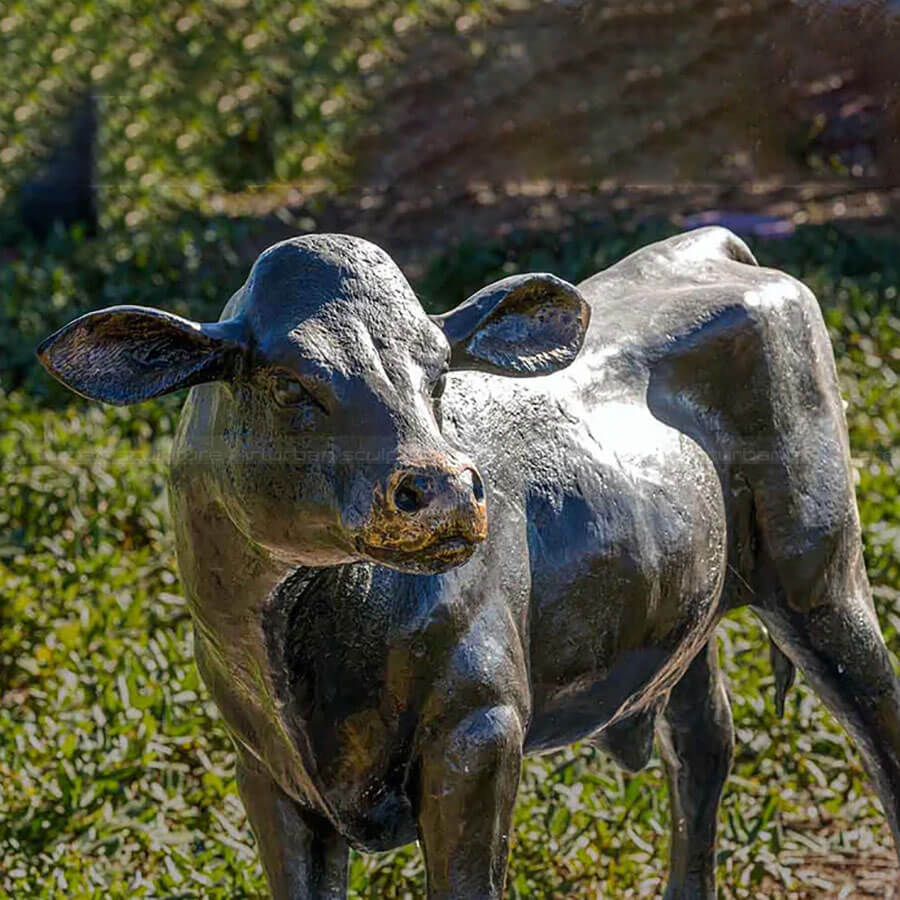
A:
1 0 899 897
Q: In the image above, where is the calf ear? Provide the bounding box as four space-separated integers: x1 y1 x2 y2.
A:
36 305 246 405
433 273 590 376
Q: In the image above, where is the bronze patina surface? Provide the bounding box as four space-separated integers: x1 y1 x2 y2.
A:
38 228 900 899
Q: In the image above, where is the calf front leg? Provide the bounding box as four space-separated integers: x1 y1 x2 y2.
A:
417 705 524 900
236 754 348 900
657 639 734 900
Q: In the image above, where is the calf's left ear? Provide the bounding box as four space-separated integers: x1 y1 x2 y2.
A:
432 273 590 376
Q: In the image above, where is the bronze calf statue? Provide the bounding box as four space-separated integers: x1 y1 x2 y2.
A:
38 228 900 898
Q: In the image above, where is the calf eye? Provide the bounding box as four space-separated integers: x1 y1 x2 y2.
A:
272 374 324 411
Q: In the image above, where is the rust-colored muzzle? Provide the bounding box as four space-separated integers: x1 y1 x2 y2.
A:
358 462 488 573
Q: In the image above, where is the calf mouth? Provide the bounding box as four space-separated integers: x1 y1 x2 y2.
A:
357 532 479 574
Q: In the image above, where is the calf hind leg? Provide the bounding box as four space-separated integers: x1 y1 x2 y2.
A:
657 640 735 900
755 551 900 857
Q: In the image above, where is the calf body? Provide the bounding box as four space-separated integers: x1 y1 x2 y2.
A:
39 228 900 898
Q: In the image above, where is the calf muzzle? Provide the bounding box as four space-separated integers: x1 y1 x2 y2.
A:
358 463 488 573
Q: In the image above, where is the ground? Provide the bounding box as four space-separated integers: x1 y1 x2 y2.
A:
1 219 899 898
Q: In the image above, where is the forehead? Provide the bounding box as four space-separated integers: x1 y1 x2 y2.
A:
245 235 414 330
241 234 444 368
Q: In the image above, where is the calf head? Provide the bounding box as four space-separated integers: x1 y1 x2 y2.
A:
38 235 589 574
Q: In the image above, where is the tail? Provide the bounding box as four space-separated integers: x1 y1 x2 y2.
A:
769 638 796 718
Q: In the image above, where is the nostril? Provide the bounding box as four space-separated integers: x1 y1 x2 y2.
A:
393 473 432 514
470 469 485 503
394 484 421 514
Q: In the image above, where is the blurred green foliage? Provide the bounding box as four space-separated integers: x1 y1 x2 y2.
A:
0 0 488 229
1 218 898 897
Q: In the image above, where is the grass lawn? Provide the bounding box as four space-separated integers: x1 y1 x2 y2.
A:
1 221 898 898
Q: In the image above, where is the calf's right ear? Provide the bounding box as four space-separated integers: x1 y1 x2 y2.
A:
36 305 246 406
